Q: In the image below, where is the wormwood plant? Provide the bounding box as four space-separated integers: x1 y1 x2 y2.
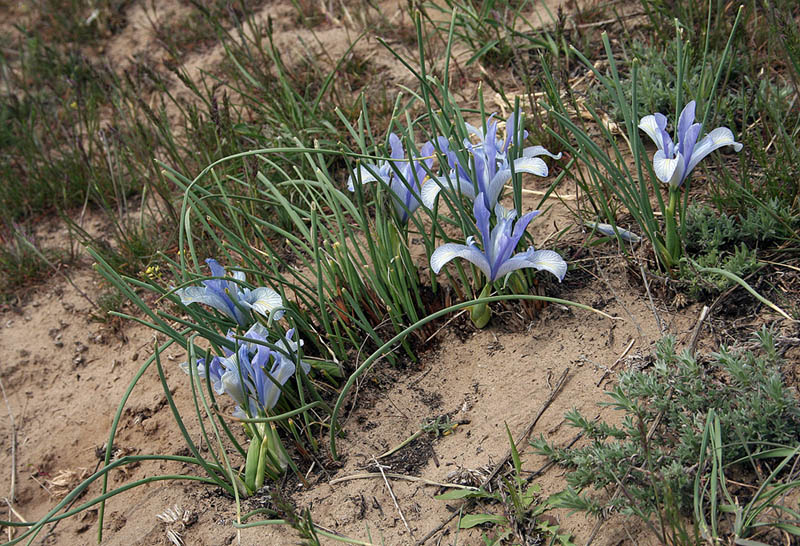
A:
678 201 800 300
533 328 800 541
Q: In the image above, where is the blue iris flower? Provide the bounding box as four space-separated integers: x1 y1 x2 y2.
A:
347 133 435 224
182 323 309 419
430 192 567 283
639 101 743 187
422 114 561 211
176 259 284 327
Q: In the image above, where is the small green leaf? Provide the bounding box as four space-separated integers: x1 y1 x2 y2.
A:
505 423 522 477
458 513 508 529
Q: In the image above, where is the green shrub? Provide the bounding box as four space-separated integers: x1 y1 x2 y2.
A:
533 328 800 518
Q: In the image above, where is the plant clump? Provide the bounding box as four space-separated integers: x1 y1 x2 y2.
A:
533 327 800 518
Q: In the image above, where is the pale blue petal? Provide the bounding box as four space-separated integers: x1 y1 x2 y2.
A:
493 202 516 221
680 123 702 172
653 150 685 186
522 249 568 281
241 287 285 321
586 221 641 244
473 195 492 253
511 156 549 177
493 255 541 280
275 330 311 375
676 101 696 144
504 112 527 151
262 357 296 410
346 164 382 191
494 248 569 281
486 169 513 210
420 179 443 209
521 146 562 160
430 243 491 279
176 286 236 321
466 122 485 141
244 321 270 341
388 133 404 161
221 369 248 408
492 210 539 273
205 258 226 279
639 115 665 150
685 127 743 175
420 175 476 208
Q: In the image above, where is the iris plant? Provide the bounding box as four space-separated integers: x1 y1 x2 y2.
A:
347 133 435 224
176 259 284 327
422 114 561 211
639 101 743 264
183 323 310 492
431 193 567 327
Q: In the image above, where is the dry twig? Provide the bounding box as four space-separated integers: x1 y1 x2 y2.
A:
596 338 636 387
372 457 414 541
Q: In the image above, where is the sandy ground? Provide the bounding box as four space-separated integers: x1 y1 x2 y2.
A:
1 1 792 545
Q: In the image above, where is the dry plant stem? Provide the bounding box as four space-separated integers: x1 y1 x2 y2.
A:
501 184 578 200
3 497 26 523
0 375 16 503
424 309 467 343
688 305 710 357
329 473 478 490
596 338 636 387
3 496 26 542
415 368 571 545
371 457 414 541
639 264 665 335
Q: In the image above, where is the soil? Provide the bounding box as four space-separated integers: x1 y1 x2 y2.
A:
0 1 794 546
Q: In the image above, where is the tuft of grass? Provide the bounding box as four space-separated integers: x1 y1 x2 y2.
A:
0 225 61 300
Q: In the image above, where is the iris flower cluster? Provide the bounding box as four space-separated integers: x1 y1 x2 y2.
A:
347 114 562 225
423 114 562 211
182 320 311 491
348 113 566 328
176 258 311 491
347 134 435 224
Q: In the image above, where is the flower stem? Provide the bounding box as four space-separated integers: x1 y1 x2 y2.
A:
469 284 492 328
664 188 680 267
